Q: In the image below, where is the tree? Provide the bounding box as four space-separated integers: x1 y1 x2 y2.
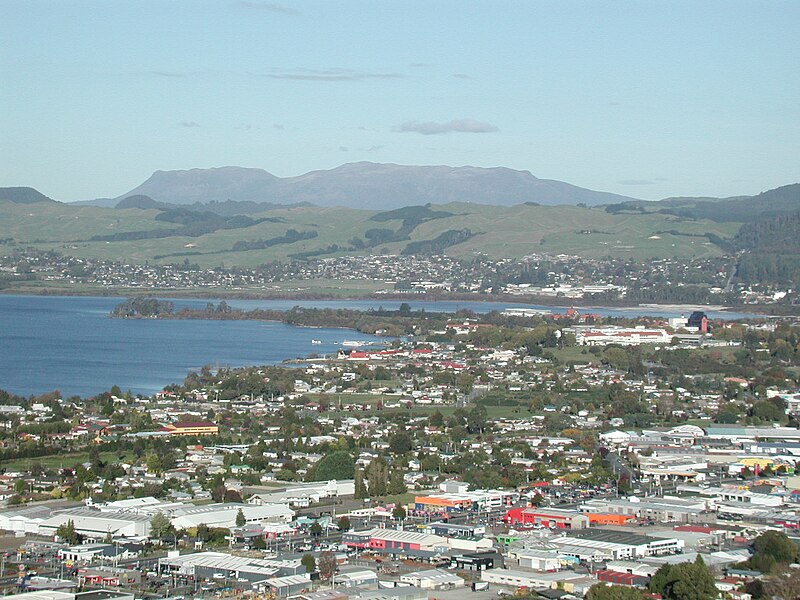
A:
150 512 175 539
457 373 475 395
235 508 246 527
671 556 717 600
766 568 800 600
224 489 243 503
428 410 444 427
56 520 79 544
389 432 413 454
318 551 337 580
649 556 716 600
337 516 351 532
466 404 488 434
309 521 323 538
146 453 164 475
586 584 647 600
301 553 316 574
354 470 368 499
309 450 355 481
752 530 800 566
388 470 407 495
744 579 765 600
196 523 210 542
392 506 407 521
365 457 389 497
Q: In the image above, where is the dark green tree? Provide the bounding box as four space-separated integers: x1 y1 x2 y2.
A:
365 457 389 497
301 553 316 573
55 519 79 544
388 470 407 495
649 556 716 600
389 432 413 454
745 530 800 573
235 508 246 527
150 512 175 539
586 584 647 600
309 450 355 481
354 469 368 499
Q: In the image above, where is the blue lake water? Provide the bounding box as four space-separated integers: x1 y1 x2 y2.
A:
0 294 762 398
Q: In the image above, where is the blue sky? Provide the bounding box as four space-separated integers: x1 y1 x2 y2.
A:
2 1 798 201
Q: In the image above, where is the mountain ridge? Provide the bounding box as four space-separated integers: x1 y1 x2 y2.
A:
99 162 640 209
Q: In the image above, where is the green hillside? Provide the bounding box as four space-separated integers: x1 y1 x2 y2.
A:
0 198 744 267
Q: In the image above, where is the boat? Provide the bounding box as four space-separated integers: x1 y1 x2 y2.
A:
311 339 322 345
341 340 363 347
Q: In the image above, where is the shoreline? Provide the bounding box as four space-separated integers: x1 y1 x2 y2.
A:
0 286 792 316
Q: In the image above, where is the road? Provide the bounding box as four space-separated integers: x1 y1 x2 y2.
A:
606 450 636 483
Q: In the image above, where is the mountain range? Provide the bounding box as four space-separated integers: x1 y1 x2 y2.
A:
81 162 640 209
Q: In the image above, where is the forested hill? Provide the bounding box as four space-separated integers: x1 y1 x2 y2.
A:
733 210 800 287
733 210 800 253
605 183 800 223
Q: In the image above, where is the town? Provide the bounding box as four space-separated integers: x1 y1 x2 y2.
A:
0 247 795 309
1 305 799 600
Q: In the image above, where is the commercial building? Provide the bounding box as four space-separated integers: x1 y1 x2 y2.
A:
480 569 595 595
549 529 684 561
161 421 219 436
260 574 312 598
450 550 504 571
514 549 562 572
414 489 517 513
504 508 589 529
76 567 141 588
573 326 671 347
580 497 708 524
342 528 492 559
39 508 152 539
0 592 134 600
169 502 294 530
399 569 465 590
159 551 304 581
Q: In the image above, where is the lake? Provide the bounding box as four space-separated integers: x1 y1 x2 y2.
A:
0 294 761 398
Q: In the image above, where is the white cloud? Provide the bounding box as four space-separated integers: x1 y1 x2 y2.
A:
399 118 498 135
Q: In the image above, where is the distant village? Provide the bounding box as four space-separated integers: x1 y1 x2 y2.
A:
0 248 795 308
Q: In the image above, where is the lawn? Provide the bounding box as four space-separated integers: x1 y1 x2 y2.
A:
2 451 136 472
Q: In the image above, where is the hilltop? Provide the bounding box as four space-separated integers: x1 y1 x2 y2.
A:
0 187 57 204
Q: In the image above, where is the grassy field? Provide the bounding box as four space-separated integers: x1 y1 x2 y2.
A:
1 199 743 267
549 346 597 364
2 451 136 472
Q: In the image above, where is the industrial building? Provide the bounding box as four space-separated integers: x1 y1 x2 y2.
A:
159 551 305 582
399 569 465 590
39 507 152 539
169 502 294 530
342 528 492 558
579 496 708 524
549 529 684 561
504 507 590 529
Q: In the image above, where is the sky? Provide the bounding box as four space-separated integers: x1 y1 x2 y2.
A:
1 1 798 202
